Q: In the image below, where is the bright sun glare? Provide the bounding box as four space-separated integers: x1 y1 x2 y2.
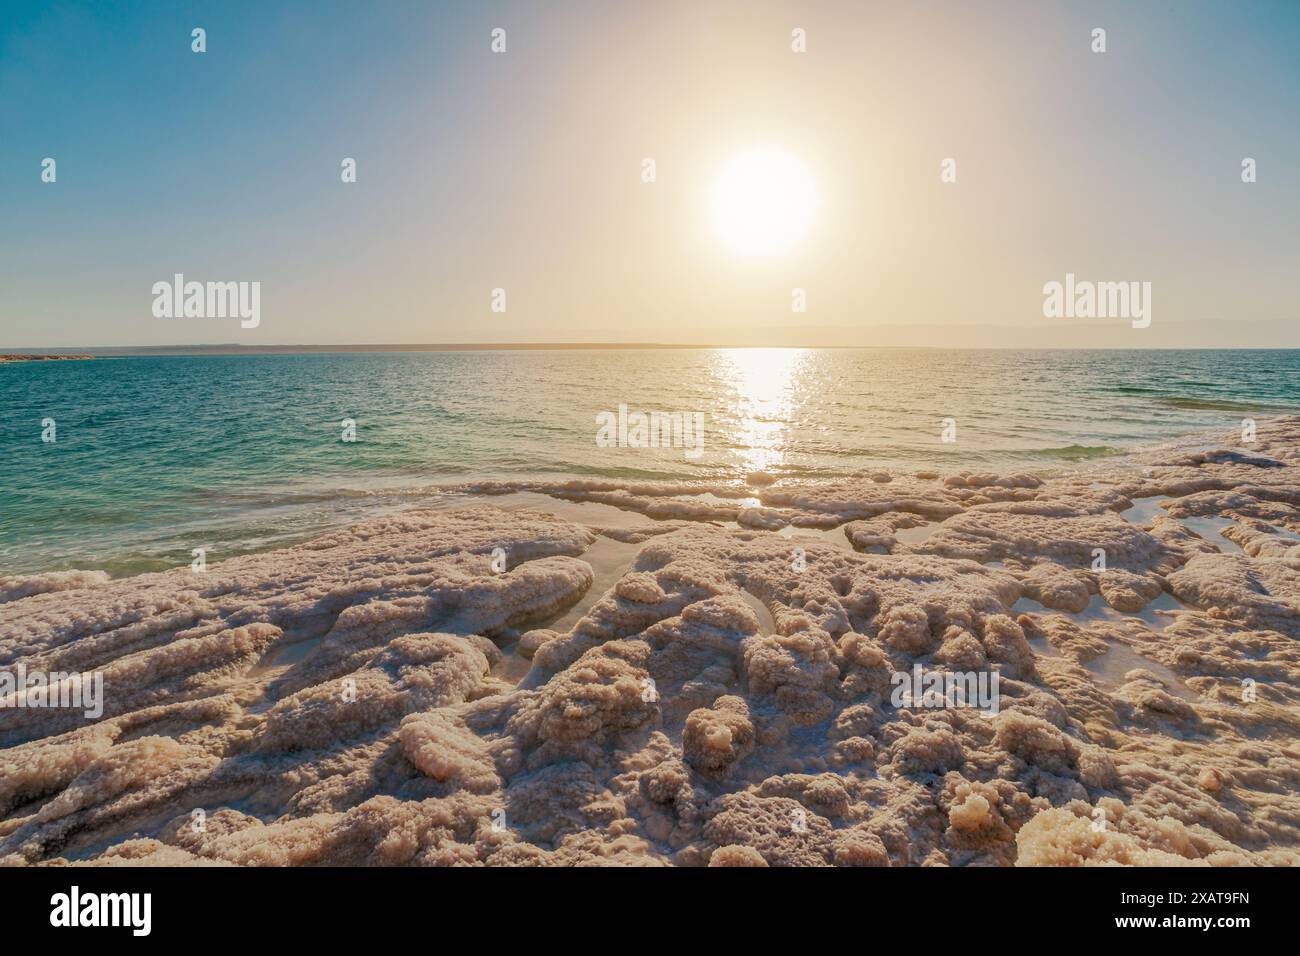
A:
710 149 817 258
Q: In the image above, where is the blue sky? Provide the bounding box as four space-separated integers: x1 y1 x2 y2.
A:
2 0 1298 346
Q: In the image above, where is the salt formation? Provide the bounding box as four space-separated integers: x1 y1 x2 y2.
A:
1 419 1298 866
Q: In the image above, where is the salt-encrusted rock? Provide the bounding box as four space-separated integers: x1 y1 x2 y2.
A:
933 625 988 671
708 844 768 866
516 628 559 660
1017 613 1109 661
4 420 1300 867
736 507 789 530
0 570 109 605
683 695 754 776
1167 553 1300 638
614 571 667 604
1097 569 1164 612
918 506 1176 572
1018 562 1092 612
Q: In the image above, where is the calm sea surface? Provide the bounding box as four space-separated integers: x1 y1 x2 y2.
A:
2 349 1296 574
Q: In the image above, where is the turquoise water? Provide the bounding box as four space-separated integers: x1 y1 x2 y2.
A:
2 348 1296 575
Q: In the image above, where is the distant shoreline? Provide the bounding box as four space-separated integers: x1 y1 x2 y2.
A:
3 343 1300 357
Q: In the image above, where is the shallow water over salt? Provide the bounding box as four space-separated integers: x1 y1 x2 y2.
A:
1119 495 1170 526
894 522 941 544
1181 516 1245 553
1083 642 1196 700
1121 494 1248 554
1015 590 1197 699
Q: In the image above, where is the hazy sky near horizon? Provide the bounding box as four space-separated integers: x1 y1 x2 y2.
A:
2 0 1298 347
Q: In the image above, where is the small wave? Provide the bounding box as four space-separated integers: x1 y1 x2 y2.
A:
203 488 387 505
1153 396 1294 412
1107 385 1162 395
1026 444 1125 461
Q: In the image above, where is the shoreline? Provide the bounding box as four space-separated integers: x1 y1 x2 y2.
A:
6 415 1282 580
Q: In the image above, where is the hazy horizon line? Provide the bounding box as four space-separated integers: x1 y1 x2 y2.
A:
7 342 1300 355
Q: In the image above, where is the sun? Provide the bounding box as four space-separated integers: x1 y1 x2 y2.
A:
710 148 817 257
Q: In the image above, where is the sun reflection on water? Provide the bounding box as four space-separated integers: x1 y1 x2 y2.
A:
714 348 807 475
